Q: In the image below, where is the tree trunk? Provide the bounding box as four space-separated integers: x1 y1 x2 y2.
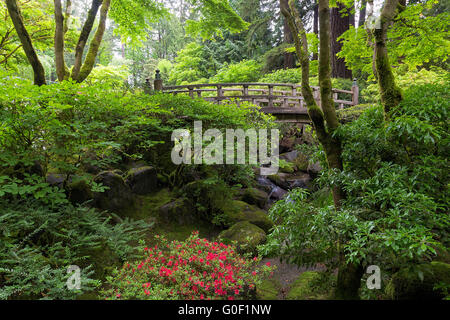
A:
373 0 404 115
334 262 364 299
312 4 318 61
359 0 367 27
281 0 296 69
71 0 102 81
5 0 46 85
54 0 69 81
330 3 352 79
76 0 111 83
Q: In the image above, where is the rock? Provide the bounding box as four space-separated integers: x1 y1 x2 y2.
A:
279 150 309 172
46 173 69 188
279 161 295 174
280 136 296 153
219 221 267 254
386 262 450 300
269 186 288 201
93 171 133 213
307 162 322 176
159 198 196 225
286 271 329 300
125 166 157 195
256 176 276 193
68 179 93 205
222 200 273 232
286 173 312 190
267 173 290 190
240 188 268 209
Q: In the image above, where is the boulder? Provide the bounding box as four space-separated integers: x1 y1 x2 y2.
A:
93 171 133 213
286 173 312 190
125 166 157 195
307 162 322 176
267 173 290 190
222 200 273 232
240 188 268 209
280 136 296 153
219 221 267 254
386 262 450 300
159 198 196 225
46 173 68 188
269 186 288 201
68 179 93 205
279 150 309 172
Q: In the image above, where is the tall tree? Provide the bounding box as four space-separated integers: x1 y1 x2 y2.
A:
330 2 352 78
281 0 363 299
281 0 296 68
358 0 367 27
5 0 47 85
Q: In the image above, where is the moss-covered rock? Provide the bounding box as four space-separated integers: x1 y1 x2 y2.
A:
93 170 133 214
286 271 329 300
267 173 290 190
386 262 450 300
68 179 93 205
159 197 196 225
257 278 281 300
222 200 273 232
240 188 268 209
125 166 157 195
219 221 267 254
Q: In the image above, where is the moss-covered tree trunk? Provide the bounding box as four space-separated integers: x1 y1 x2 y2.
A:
71 0 103 81
76 0 111 83
372 0 405 115
54 0 70 81
5 0 46 86
281 0 363 299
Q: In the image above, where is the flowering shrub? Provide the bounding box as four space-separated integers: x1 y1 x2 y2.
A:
102 231 275 300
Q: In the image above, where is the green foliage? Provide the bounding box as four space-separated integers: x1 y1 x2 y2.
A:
0 199 150 299
169 43 218 85
210 60 261 83
339 1 450 79
185 0 249 40
259 68 302 84
85 64 130 90
261 82 449 281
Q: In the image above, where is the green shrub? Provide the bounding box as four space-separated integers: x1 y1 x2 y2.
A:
210 60 262 83
259 68 301 84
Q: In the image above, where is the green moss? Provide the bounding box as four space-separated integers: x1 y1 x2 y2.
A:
219 221 267 254
336 104 373 123
287 271 330 300
68 179 93 204
222 200 273 232
122 188 173 220
257 278 281 300
386 262 450 300
240 188 268 209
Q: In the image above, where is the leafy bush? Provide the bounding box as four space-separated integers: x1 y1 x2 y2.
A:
210 60 262 83
260 82 449 281
102 232 275 300
259 68 301 84
0 199 150 300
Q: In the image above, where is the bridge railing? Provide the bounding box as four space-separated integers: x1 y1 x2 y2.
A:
149 71 359 110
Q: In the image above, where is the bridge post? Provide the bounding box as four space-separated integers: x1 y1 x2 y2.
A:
352 78 359 105
217 85 224 104
144 78 152 94
268 85 274 108
154 70 163 92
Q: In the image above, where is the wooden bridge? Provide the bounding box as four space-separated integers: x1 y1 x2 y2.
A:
149 72 359 123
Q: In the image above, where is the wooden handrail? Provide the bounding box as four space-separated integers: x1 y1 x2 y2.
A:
153 71 359 109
